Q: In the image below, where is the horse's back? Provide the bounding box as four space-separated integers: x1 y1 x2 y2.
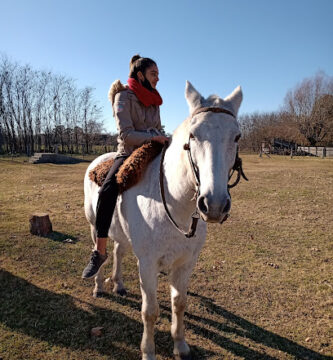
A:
84 152 117 224
85 152 117 174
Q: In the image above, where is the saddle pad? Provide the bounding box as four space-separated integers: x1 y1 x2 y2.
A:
89 141 164 193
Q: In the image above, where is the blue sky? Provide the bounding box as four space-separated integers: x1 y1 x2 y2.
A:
0 0 332 133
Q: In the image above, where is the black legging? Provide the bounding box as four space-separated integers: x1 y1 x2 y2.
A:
95 156 127 238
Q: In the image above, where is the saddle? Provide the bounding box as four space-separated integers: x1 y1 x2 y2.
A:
89 141 164 193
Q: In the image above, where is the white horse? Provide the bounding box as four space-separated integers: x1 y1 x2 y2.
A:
84 81 243 360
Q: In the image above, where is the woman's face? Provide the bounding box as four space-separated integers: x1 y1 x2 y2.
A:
144 64 159 89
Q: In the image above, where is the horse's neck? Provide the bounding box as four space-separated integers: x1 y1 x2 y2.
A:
162 136 197 222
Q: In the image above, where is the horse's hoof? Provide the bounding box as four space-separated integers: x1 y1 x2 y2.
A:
142 354 157 360
117 288 127 296
174 353 192 360
174 355 192 360
93 291 105 298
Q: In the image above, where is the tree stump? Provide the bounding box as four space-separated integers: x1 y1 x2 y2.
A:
29 213 53 236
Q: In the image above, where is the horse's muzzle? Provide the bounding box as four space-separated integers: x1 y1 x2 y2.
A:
197 194 231 223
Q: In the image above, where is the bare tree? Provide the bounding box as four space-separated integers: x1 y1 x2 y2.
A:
1 57 19 153
283 71 333 146
0 54 113 155
80 87 103 153
239 112 283 151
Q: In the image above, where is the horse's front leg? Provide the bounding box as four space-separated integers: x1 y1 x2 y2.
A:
170 260 195 360
139 260 159 360
93 267 106 297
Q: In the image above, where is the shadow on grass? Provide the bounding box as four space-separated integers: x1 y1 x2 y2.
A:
0 270 215 360
1 270 328 359
105 292 278 359
187 291 330 360
46 231 78 243
111 291 330 360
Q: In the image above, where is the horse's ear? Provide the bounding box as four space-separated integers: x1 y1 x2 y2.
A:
185 81 204 114
224 86 243 116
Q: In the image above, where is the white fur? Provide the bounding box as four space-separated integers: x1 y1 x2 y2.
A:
84 81 242 360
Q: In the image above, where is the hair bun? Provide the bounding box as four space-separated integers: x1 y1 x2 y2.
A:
130 54 141 65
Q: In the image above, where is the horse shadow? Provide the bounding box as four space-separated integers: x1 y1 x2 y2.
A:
0 270 215 360
187 292 331 360
109 290 330 360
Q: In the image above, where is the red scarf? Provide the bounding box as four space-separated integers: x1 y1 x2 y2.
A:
127 78 163 107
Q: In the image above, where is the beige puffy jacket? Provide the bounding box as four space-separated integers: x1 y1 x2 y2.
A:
109 80 163 156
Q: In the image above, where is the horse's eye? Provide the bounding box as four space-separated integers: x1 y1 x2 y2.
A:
189 133 195 139
235 134 241 142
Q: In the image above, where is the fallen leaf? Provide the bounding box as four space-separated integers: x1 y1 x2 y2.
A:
91 327 104 337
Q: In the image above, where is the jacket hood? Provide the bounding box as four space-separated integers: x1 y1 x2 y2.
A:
108 80 127 106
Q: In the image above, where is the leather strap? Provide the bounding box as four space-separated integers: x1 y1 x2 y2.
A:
228 150 248 188
192 106 235 118
159 142 200 238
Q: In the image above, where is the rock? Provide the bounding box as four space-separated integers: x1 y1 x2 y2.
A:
310 247 320 252
29 213 52 236
265 262 280 269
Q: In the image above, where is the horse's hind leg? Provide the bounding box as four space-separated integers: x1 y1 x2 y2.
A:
170 260 195 360
111 241 128 296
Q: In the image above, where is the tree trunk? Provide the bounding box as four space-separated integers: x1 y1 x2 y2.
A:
29 213 53 236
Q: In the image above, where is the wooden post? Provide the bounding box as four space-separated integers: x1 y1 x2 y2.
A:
29 213 53 236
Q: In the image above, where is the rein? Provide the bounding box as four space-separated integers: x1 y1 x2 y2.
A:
159 143 200 238
159 106 248 238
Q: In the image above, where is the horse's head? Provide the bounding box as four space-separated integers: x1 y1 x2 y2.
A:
185 81 243 223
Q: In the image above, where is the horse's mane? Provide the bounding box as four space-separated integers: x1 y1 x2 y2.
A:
172 116 191 142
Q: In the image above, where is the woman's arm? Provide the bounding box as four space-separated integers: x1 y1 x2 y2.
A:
152 107 169 144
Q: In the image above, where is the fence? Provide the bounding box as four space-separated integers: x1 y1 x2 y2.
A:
296 146 333 157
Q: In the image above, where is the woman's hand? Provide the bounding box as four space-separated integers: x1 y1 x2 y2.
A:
152 135 170 145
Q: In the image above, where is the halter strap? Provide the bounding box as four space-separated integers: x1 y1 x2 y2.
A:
192 106 235 118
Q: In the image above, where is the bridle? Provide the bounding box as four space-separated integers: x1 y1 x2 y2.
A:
159 107 248 238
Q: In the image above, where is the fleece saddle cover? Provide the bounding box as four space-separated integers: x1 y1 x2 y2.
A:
89 141 164 193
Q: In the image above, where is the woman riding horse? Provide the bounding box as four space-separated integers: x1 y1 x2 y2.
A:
82 55 169 278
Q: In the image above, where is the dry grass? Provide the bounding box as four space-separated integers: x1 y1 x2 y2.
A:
0 155 332 360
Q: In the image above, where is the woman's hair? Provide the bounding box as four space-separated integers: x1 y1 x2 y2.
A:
129 54 156 80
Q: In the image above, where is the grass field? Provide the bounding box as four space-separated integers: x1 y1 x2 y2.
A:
0 154 332 360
